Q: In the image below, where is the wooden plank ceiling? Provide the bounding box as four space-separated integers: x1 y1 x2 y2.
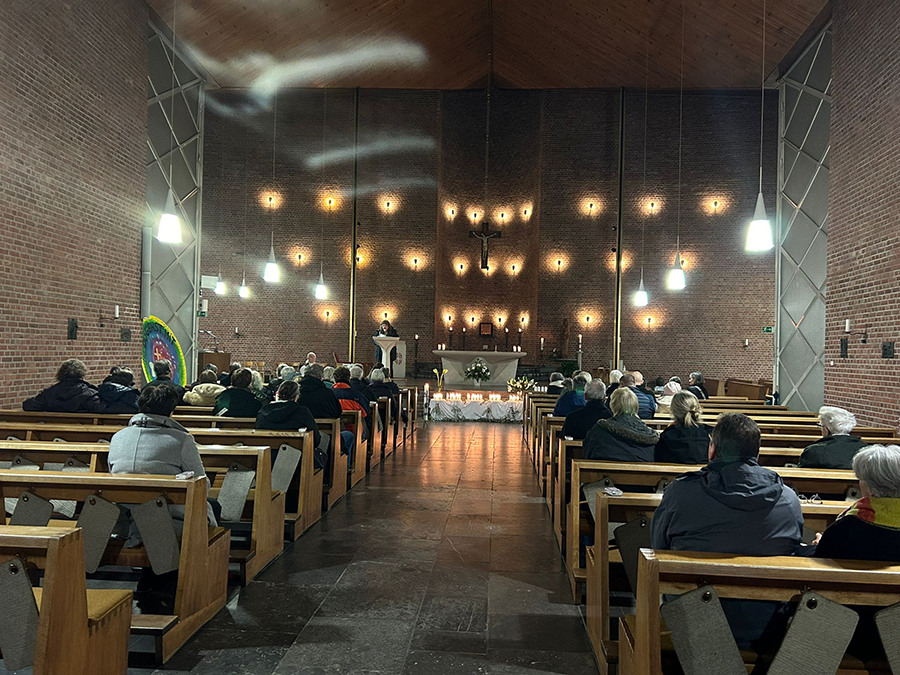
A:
149 0 827 90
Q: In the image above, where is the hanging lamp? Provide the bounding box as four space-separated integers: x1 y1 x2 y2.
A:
239 270 250 298
668 0 687 291
264 232 280 282
746 0 774 251
634 13 651 308
214 268 225 295
157 0 182 244
314 90 329 299
315 266 327 299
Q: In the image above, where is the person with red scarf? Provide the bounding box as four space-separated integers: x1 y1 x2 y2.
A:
331 366 370 441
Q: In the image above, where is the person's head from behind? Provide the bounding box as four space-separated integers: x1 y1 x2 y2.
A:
580 372 593 383
231 368 253 390
584 380 606 403
306 363 325 380
561 377 574 392
662 381 682 397
323 366 335 382
306 352 317 364
276 363 289 377
251 370 264 392
369 368 385 383
373 362 384 370
573 374 588 392
381 367 392 381
671 391 702 428
334 366 351 384
690 371 704 386
654 377 665 388
610 387 639 417
277 380 300 402
550 372 564 384
153 359 172 379
709 413 760 462
282 366 297 382
818 406 857 437
852 445 900 499
107 367 135 388
632 371 645 386
138 382 180 417
669 375 682 385
349 365 364 380
609 369 623 386
619 372 636 388
204 363 218 375
199 370 218 384
229 362 241 374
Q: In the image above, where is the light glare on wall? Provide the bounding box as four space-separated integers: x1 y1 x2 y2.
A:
320 192 341 211
260 191 284 210
581 197 602 216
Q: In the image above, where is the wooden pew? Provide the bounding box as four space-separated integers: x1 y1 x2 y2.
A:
532 403 556 467
553 438 583 552
0 471 230 663
566 459 860 601
316 418 347 509
542 417 565 505
646 417 896 439
0 423 322 542
585 493 847 675
0 526 132 675
620 550 900 675
539 415 565 493
343 409 367 489
373 397 394 463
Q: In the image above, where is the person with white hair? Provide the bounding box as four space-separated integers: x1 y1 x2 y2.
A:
348 364 375 401
547 372 566 395
561 379 612 440
322 366 335 388
656 379 683 416
606 369 623 400
799 406 867 469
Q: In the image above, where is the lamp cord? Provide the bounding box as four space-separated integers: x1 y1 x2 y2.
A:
676 0 685 244
759 0 766 193
483 0 493 215
168 0 177 188
321 89 327 279
640 4 650 281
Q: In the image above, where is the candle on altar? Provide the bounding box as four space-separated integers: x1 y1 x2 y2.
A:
540 337 544 349
517 327 522 346
578 333 583 349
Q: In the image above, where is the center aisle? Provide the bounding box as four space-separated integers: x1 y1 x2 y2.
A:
145 424 596 674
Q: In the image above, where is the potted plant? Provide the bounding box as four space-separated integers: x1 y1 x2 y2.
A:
464 358 491 387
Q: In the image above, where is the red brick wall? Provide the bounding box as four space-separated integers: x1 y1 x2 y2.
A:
0 0 148 407
824 0 900 427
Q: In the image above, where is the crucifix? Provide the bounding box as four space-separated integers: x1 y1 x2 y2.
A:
469 221 502 270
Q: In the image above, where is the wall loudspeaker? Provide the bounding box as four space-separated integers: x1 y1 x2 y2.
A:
882 341 895 359
67 318 78 340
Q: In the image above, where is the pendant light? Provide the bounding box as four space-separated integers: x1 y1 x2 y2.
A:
314 90 328 300
746 0 774 251
239 145 250 298
634 13 651 308
263 100 281 283
214 268 225 295
239 269 250 298
314 269 327 299
157 0 182 244
667 1 687 291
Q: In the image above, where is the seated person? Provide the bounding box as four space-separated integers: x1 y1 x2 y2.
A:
264 363 290 400
188 363 217 390
212 367 263 417
322 366 335 388
653 376 666 394
304 352 317 367
620 372 656 419
561 380 612 440
299 364 354 459
349 365 375 400
218 361 241 387
554 374 587 417
23 358 104 413
183 369 225 406
98 366 140 414
654 391 711 464
799 405 867 469
331 366 370 440
686 371 709 399
605 369 623 401
651 413 802 649
656 380 682 416
143 358 185 404
583 387 658 462
256 381 324 469
547 372 566 395
814 445 900 662
250 369 269 402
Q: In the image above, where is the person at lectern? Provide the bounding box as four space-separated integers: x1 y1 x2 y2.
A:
373 320 400 375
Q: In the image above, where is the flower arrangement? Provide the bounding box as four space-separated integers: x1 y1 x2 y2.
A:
433 368 448 392
507 376 536 393
464 358 492 383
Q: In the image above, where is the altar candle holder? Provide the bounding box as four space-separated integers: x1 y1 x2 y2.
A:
505 327 509 351
518 327 522 347
449 326 453 349
462 326 466 350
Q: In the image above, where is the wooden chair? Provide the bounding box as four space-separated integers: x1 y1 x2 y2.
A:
0 525 132 674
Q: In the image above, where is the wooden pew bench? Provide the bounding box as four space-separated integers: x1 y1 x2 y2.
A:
585 493 847 675
620 550 900 675
0 471 229 664
0 525 132 675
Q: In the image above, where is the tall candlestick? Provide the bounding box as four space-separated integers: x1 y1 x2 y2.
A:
505 327 509 350
578 333 583 348
449 326 453 349
462 326 466 349
518 328 522 347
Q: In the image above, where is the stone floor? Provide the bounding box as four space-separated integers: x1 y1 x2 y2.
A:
128 422 595 674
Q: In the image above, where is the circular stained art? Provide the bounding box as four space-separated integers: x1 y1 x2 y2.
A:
142 316 187 386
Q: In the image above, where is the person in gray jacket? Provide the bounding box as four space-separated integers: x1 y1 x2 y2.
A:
651 412 803 650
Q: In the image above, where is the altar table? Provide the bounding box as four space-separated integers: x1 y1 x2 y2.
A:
432 350 527 387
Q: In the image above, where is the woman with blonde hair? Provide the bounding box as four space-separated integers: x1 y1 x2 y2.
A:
654 390 711 464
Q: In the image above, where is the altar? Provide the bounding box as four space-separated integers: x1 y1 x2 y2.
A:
428 392 523 422
432 350 527 387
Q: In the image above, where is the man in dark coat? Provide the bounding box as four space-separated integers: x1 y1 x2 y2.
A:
799 405 868 470
331 366 371 439
625 371 656 419
547 372 566 395
562 380 612 440
299 364 354 458
142 359 185 404
98 366 140 414
256 381 324 469
651 412 803 649
348 365 375 401
23 359 104 413
583 388 658 462
553 375 587 417
218 362 240 388
212 368 263 418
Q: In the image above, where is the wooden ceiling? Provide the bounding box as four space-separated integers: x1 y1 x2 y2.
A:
149 0 827 90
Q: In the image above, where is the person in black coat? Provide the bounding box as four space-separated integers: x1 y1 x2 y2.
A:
687 371 709 400
299 364 354 460
218 362 240 388
654 391 712 464
799 406 868 469
583 388 659 462
562 380 612 440
23 359 104 413
256 381 321 449
212 368 262 418
348 365 375 401
98 366 140 414
143 359 185 404
373 320 400 372
547 372 566 395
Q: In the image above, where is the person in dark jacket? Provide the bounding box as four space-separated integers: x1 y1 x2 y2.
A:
299 364 354 458
349 365 375 401
331 366 370 440
654 391 711 464
366 367 394 401
143 359 185 404
98 366 140 414
256 381 321 449
618 372 656 420
373 320 400 373
562 380 612 440
814 444 900 662
583 388 659 462
218 362 241 388
212 368 262 417
651 412 803 649
23 359 104 413
547 372 566 395
554 374 587 417
264 363 290 401
605 369 623 401
799 406 868 469
686 371 709 400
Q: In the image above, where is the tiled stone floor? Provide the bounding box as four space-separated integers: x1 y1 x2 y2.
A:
85 423 596 674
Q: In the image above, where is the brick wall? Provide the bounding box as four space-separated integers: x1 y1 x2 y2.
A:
824 0 900 427
0 0 147 407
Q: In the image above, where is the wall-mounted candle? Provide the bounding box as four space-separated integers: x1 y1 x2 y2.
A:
114 305 120 319
578 333 583 349
540 337 545 349
845 319 851 333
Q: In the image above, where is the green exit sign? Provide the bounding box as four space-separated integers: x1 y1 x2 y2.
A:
197 311 208 318
762 326 774 334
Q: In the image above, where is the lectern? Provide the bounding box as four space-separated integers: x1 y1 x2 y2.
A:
373 336 400 376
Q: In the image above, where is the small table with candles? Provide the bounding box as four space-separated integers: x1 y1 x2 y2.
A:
432 350 527 387
428 391 524 422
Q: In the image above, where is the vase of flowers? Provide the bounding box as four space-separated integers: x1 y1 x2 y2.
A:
433 368 448 393
507 376 536 394
464 358 491 386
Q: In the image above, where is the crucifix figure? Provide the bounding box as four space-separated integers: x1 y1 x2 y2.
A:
469 221 502 270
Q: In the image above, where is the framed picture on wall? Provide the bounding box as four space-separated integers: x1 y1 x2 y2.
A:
479 323 493 337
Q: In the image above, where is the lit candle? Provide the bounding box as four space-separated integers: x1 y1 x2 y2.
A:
540 337 545 349
578 333 583 349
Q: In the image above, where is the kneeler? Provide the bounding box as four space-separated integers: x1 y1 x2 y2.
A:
0 557 40 670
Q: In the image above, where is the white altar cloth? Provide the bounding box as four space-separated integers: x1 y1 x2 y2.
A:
428 399 523 422
432 350 527 386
